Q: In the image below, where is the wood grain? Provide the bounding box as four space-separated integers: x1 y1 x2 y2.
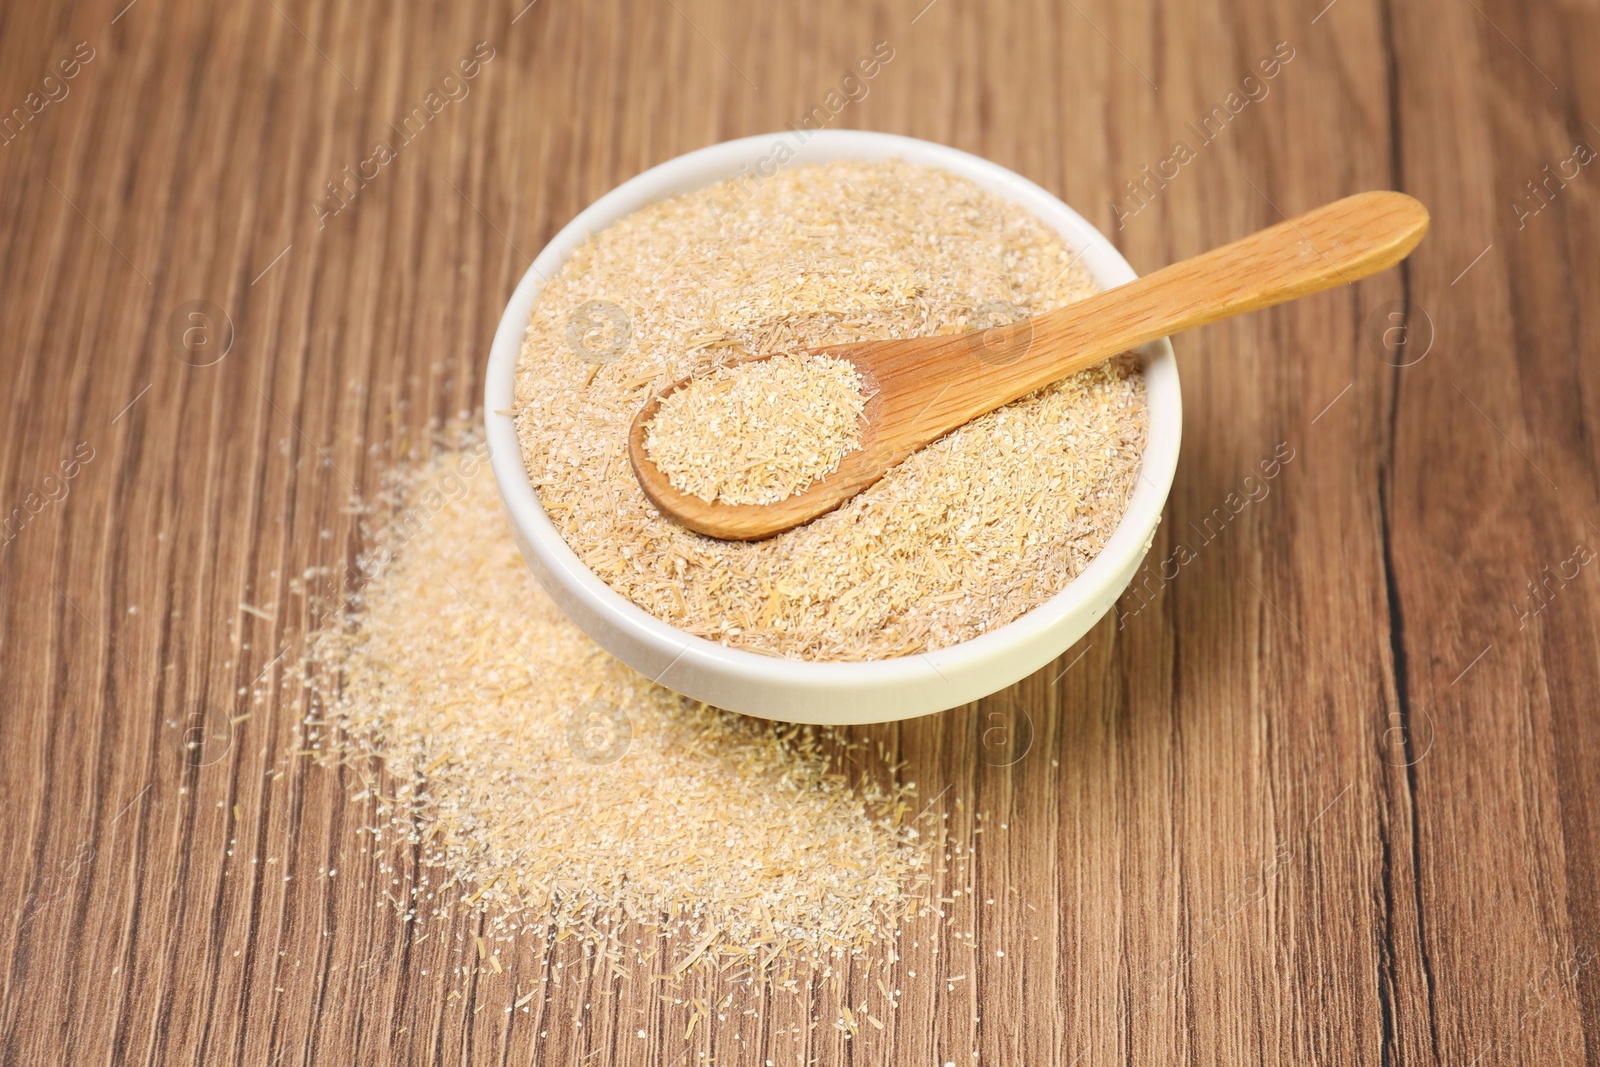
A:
1 0 1596 1064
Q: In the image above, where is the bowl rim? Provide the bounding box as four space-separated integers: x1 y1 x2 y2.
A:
484 129 1180 700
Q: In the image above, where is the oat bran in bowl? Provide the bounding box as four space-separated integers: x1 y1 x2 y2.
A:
486 131 1181 724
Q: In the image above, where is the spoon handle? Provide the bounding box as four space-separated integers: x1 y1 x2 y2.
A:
996 191 1430 393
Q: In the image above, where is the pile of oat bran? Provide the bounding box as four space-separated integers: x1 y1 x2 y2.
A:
644 352 869 506
302 449 933 975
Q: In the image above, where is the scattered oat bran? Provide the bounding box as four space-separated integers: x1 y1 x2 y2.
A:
302 448 932 974
644 352 868 506
514 159 1147 661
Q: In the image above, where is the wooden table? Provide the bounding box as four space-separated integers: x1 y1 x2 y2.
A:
3 0 1596 1063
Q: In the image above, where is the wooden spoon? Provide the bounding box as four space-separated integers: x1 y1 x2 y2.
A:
629 190 1429 541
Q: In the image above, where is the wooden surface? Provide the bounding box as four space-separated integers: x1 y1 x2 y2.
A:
2 0 1596 1063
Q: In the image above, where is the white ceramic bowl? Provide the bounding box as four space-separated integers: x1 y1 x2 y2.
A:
485 130 1181 725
